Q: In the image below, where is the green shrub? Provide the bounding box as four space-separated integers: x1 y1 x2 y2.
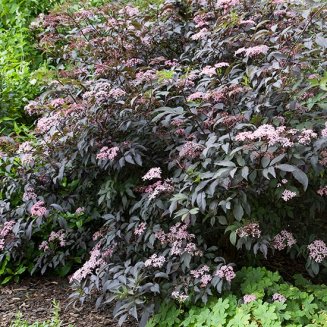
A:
0 0 59 134
147 267 327 327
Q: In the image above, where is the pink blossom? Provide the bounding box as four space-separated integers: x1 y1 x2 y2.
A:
70 243 105 282
142 167 162 181
235 45 269 57
123 58 143 67
187 91 206 101
308 240 327 263
298 129 317 144
235 124 294 147
39 241 49 252
18 142 34 154
321 122 327 138
23 186 37 201
317 186 327 196
24 100 40 115
48 230 66 247
272 293 286 303
92 230 103 241
236 223 261 238
239 20 256 26
243 294 256 304
0 221 15 238
179 141 203 158
50 98 65 108
191 265 210 278
135 70 156 84
155 223 202 257
272 230 296 251
36 114 61 134
201 66 217 77
191 28 209 40
0 239 5 251
216 0 240 10
122 5 139 16
21 153 35 166
134 222 147 236
144 254 166 268
171 291 188 302
75 207 85 214
108 88 126 99
215 62 230 68
215 265 236 282
281 190 297 202
96 146 119 160
30 201 48 217
143 180 174 200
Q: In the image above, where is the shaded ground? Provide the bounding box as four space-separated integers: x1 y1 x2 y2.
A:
0 276 136 327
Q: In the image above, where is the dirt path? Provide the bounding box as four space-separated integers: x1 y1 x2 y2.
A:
0 276 136 327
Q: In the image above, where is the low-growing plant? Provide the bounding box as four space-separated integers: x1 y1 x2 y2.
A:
10 300 73 327
147 267 327 327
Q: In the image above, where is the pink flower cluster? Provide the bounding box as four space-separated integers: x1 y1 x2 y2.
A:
179 141 203 159
191 265 212 287
243 294 256 304
215 265 236 282
96 146 119 160
24 100 41 115
39 230 66 251
191 28 209 40
75 207 85 214
0 221 15 251
272 293 286 303
272 230 296 251
92 230 103 241
155 223 202 257
50 98 65 108
235 45 269 57
134 222 147 236
49 230 66 246
30 201 48 217
298 129 317 145
281 190 297 202
236 223 261 238
36 114 61 134
144 254 166 268
108 88 126 99
18 141 34 154
193 13 213 28
321 122 327 137
23 186 37 202
70 243 105 282
236 125 296 147
216 0 240 10
171 291 188 302
143 180 174 200
142 167 162 181
201 63 229 77
308 240 327 263
135 70 156 84
317 186 327 196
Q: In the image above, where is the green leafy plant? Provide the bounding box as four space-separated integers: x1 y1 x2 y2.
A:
147 267 327 327
10 300 73 327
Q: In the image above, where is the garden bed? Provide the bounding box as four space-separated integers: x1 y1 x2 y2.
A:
0 276 135 327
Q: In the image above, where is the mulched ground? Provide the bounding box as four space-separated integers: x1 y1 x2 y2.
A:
0 276 137 327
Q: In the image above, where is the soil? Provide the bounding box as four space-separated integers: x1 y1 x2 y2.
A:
0 276 137 327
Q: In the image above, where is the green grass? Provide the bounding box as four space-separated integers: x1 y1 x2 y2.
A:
10 301 74 327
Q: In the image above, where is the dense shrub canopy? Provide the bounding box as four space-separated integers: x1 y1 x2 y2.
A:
0 0 326 325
